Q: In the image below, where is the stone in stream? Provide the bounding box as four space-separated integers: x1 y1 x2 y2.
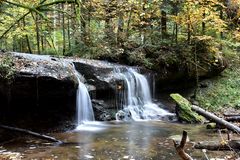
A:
170 93 204 123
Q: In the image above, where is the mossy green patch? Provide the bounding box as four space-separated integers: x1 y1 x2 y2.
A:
196 46 240 111
170 93 204 123
0 54 15 81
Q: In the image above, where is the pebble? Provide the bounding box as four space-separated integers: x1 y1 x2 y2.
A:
29 146 36 150
123 155 129 159
84 155 94 159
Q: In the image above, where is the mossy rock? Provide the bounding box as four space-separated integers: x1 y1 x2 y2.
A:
206 123 216 129
170 93 204 123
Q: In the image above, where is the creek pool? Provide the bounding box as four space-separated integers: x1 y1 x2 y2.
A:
1 121 236 160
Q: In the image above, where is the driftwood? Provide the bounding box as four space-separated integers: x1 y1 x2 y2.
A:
195 140 240 151
0 124 62 143
224 113 240 117
173 130 193 160
191 105 240 133
225 116 240 122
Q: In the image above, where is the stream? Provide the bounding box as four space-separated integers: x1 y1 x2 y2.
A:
0 53 237 159
1 121 235 160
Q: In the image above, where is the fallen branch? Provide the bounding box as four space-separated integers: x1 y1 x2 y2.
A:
173 130 193 160
224 113 240 117
191 105 240 133
0 124 62 143
225 116 240 122
194 140 240 151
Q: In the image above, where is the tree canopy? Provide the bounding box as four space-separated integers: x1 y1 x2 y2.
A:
0 0 239 57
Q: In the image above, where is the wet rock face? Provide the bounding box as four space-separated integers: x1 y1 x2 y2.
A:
116 109 132 121
91 99 115 121
0 52 122 129
0 52 78 129
72 58 118 91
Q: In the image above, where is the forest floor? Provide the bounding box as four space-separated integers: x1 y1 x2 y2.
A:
196 46 240 112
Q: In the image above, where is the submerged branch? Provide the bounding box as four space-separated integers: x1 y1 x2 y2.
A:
0 124 63 144
173 130 193 160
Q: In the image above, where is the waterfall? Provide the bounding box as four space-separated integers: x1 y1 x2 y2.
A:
115 68 173 121
76 80 95 124
71 64 95 126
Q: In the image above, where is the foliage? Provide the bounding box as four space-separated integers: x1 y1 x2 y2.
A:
0 0 236 54
196 46 240 111
0 0 238 71
0 54 15 80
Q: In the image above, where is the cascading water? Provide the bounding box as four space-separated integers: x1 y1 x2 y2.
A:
71 64 95 126
115 68 173 121
76 80 95 124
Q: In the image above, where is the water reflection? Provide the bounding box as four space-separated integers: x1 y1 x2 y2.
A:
74 121 176 159
75 121 111 132
1 121 235 160
77 131 94 159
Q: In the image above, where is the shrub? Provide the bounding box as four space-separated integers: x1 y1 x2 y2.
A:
0 55 15 81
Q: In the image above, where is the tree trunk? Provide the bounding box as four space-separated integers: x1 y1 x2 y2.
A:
62 3 66 55
175 23 178 44
161 10 167 39
104 0 115 44
81 0 88 45
25 35 32 54
53 4 57 50
32 12 41 54
187 14 191 44
67 11 71 51
202 11 205 35
117 1 124 46
126 4 133 39
36 14 41 54
173 2 179 44
220 9 224 39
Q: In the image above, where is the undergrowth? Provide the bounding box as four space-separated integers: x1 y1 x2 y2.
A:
196 42 240 111
0 54 15 81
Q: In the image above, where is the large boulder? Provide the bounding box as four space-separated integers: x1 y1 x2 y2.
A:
170 93 204 123
0 52 78 129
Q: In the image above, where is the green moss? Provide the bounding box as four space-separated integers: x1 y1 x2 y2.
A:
196 46 240 111
0 55 15 81
170 93 204 123
206 123 216 129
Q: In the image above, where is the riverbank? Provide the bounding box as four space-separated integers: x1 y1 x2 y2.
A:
196 46 240 112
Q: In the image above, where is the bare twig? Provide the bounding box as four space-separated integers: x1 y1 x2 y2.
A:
173 130 193 160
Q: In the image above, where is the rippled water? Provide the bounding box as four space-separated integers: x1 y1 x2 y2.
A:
1 121 237 160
